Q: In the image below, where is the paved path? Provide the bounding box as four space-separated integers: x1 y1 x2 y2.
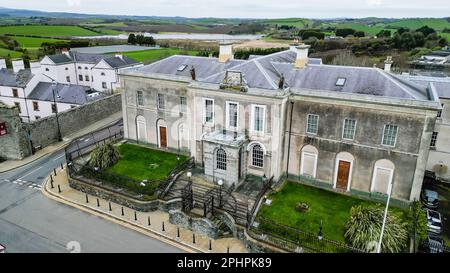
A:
0 118 183 253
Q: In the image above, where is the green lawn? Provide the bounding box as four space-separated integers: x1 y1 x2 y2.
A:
258 181 405 242
386 18 450 31
106 143 188 181
123 48 199 63
0 47 22 58
263 18 313 28
12 36 68 48
0 25 99 37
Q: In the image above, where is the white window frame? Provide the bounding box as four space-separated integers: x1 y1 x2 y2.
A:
157 93 165 110
180 96 187 113
203 98 214 125
300 151 318 178
251 104 266 133
342 118 357 140
226 101 239 131
306 114 319 135
370 166 394 194
381 124 398 147
251 144 264 168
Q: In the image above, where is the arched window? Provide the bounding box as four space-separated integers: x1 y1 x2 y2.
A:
252 144 264 167
216 148 227 170
371 159 395 194
300 145 318 178
136 115 147 142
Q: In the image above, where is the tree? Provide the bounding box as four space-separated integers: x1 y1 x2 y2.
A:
407 200 428 252
88 142 120 170
331 51 371 67
416 25 436 37
396 27 410 35
301 30 325 40
438 37 448 47
345 205 408 253
127 33 136 45
335 28 356 37
413 31 425 47
377 29 392 38
354 31 365 37
400 32 416 50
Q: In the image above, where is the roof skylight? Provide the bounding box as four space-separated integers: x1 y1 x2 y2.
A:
336 77 346 86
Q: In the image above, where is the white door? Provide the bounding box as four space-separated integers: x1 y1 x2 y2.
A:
300 152 317 178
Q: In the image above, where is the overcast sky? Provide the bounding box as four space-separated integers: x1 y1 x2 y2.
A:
1 0 449 19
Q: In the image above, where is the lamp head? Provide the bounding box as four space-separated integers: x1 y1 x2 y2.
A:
187 171 192 178
218 179 223 186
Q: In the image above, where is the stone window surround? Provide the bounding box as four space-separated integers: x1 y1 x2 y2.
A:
342 118 357 140
226 101 239 131
306 114 319 135
203 98 214 125
250 104 266 134
382 124 398 147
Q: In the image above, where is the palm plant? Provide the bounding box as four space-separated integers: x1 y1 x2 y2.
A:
345 205 408 253
88 141 120 170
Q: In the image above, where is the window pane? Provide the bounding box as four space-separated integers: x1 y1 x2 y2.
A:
180 96 187 112
382 124 398 146
343 119 356 140
157 94 165 109
430 132 438 147
137 91 144 106
205 99 213 123
254 106 264 132
216 148 227 170
228 103 238 128
252 145 264 167
307 114 318 134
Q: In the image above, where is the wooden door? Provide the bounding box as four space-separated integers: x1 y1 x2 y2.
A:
159 126 167 148
336 160 350 190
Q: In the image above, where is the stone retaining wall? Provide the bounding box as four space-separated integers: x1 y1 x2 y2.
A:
169 210 218 239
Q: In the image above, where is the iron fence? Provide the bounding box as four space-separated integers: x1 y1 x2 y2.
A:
251 217 365 253
247 176 274 227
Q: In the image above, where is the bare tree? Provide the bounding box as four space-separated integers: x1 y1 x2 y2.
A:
331 51 371 67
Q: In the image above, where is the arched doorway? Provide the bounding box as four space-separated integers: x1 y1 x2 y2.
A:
156 119 167 148
136 115 147 143
300 145 318 178
333 152 355 191
371 159 395 194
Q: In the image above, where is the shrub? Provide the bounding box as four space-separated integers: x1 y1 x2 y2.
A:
88 142 120 170
407 200 428 250
345 205 408 253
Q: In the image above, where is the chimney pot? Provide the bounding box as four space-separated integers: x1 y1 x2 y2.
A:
218 42 233 63
294 44 310 69
115 52 123 60
384 56 393 72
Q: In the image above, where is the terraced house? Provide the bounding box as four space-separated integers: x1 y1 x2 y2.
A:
119 42 441 203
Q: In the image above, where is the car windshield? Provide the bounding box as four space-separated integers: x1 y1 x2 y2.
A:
425 190 438 200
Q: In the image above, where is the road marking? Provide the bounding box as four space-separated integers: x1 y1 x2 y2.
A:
84 138 90 142
12 181 18 184
52 154 65 161
17 166 43 180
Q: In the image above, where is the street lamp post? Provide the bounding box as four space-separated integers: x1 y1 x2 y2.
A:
376 181 394 253
51 80 62 142
218 179 223 208
187 171 192 183
318 220 323 241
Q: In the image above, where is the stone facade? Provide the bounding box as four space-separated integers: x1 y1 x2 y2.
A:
0 103 31 160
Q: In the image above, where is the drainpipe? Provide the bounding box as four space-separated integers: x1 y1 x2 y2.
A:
285 101 294 179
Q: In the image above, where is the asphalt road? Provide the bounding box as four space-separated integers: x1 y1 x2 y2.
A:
0 120 183 253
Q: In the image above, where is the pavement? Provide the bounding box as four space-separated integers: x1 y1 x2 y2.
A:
0 111 123 173
43 166 248 253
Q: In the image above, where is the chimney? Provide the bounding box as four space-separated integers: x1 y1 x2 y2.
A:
218 41 233 63
12 59 25 73
30 61 41 75
61 48 70 57
384 56 393 72
289 39 300 51
115 52 123 60
0 59 6 69
294 44 310 69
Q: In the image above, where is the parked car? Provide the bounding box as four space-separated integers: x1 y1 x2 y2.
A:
0 243 5 253
423 170 438 186
421 189 439 209
426 209 442 234
418 234 445 253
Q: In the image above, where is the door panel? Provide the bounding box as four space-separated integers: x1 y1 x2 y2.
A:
159 126 167 148
336 160 350 190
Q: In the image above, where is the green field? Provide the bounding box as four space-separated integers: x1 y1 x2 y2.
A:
12 36 68 48
386 18 450 30
123 48 199 63
263 18 313 28
0 25 99 37
0 47 22 58
439 32 450 40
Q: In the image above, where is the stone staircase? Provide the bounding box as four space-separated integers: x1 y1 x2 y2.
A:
211 216 233 239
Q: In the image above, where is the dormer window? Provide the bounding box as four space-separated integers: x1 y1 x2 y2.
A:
336 78 346 86
177 65 187 72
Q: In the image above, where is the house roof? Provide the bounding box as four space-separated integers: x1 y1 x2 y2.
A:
27 82 104 105
0 68 34 88
121 49 433 101
45 51 139 67
398 74 450 99
103 56 140 68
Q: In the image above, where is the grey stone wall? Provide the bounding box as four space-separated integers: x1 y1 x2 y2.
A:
0 104 31 160
169 210 218 239
24 94 122 149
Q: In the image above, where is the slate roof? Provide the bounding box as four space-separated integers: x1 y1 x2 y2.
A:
0 68 34 88
103 56 140 68
27 82 104 105
123 49 432 101
399 75 450 99
46 51 139 67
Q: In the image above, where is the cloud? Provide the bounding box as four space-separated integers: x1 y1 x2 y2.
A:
66 0 82 7
366 0 383 6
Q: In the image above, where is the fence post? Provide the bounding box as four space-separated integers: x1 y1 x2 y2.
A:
96 198 100 207
134 211 137 221
121 207 124 216
192 233 196 244
162 221 165 232
109 202 112 211
203 202 207 217
57 184 61 193
53 168 57 176
85 194 89 203
50 175 54 189
148 216 151 226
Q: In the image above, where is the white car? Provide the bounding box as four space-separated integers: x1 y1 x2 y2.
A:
426 209 442 234
0 244 5 253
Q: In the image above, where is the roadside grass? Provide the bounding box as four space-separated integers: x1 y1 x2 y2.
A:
0 25 99 37
106 143 188 181
123 48 199 63
258 181 406 243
